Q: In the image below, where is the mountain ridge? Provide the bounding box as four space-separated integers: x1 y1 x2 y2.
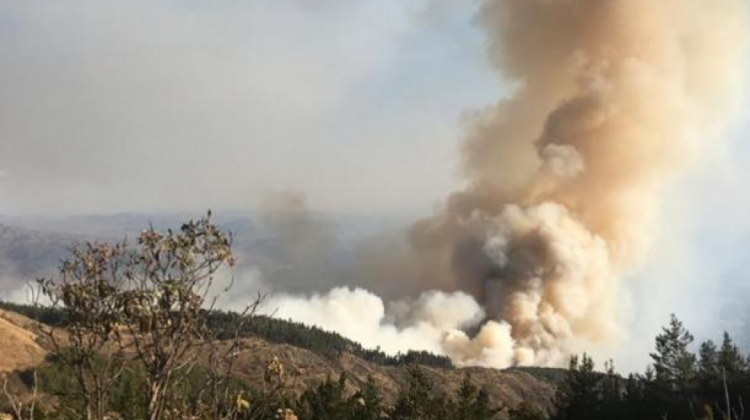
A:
0 303 558 413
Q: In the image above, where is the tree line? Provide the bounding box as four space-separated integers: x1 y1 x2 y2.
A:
0 304 453 370
551 314 750 420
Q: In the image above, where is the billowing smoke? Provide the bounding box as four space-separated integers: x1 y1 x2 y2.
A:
259 0 749 368
405 0 748 366
262 287 519 368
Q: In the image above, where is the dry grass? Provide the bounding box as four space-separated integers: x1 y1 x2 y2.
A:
229 337 556 411
0 310 46 372
0 309 557 412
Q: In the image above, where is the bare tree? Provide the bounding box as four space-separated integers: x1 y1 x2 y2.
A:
1 371 39 420
112 213 237 420
198 295 261 420
36 242 127 420
37 212 258 420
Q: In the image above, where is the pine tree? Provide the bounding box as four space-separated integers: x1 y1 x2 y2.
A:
603 359 620 402
390 367 449 420
553 354 602 420
352 376 384 420
508 402 546 420
718 332 747 381
650 314 697 389
473 389 496 420
699 340 720 385
452 375 498 420
454 375 479 420
296 374 354 420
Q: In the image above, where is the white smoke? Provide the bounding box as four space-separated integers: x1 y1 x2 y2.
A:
258 287 519 368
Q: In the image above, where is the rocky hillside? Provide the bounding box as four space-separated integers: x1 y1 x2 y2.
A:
225 337 556 410
0 309 46 372
0 307 557 412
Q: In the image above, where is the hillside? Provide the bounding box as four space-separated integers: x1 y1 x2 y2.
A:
0 304 557 413
222 337 556 409
0 309 46 372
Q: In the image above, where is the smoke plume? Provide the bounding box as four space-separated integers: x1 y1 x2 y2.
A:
406 0 748 366
258 0 749 368
262 287 519 368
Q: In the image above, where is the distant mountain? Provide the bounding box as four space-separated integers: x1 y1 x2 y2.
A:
0 211 255 238
0 211 409 299
0 223 86 298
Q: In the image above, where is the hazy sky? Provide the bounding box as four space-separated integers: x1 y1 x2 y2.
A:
0 0 506 217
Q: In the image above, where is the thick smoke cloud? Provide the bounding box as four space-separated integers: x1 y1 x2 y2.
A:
260 0 749 368
231 191 418 298
404 0 749 366
260 287 518 368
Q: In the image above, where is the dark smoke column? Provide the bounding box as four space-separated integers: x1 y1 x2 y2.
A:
412 0 749 367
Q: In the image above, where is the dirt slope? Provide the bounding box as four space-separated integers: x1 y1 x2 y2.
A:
0 309 556 411
232 338 556 411
0 309 46 372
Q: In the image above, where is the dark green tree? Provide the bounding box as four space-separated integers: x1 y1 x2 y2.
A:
718 332 747 381
552 354 601 420
452 375 498 420
351 376 385 420
650 314 697 389
390 367 449 420
507 402 547 420
699 340 720 386
296 374 354 420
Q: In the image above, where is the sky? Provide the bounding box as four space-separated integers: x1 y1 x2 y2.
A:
0 0 504 217
1 0 750 372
